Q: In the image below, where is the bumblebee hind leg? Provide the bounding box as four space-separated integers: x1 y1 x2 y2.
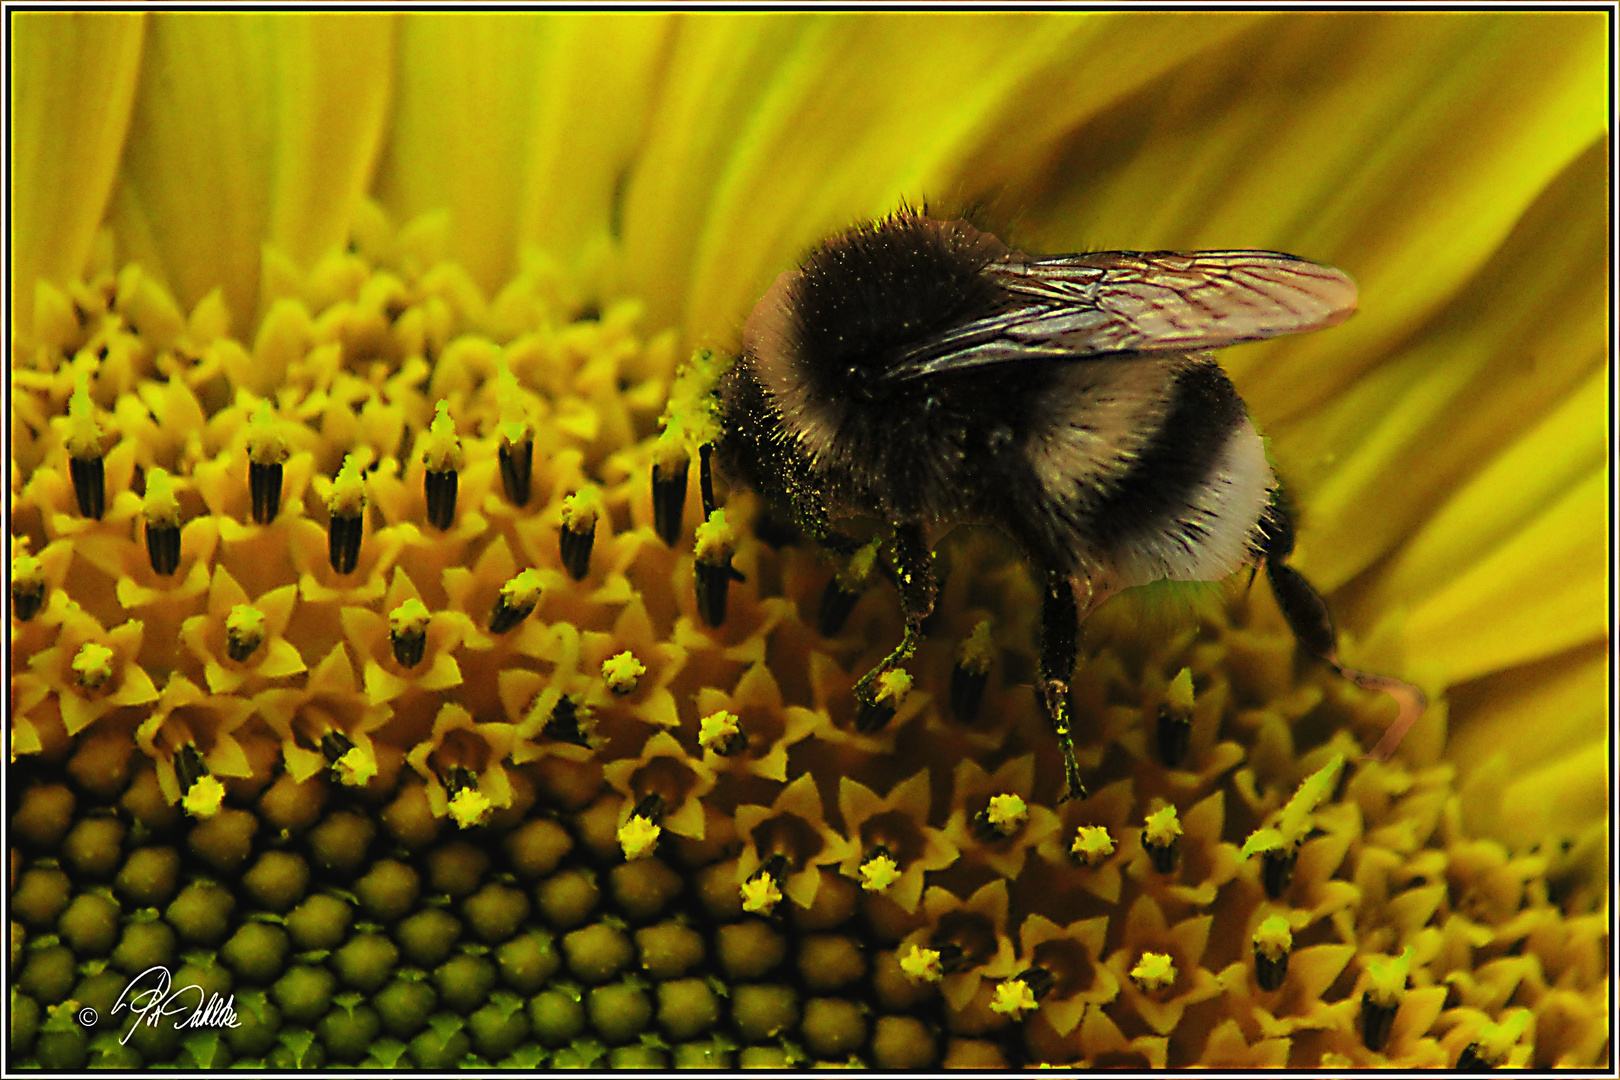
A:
1257 492 1338 659
1257 487 1428 760
1037 570 1086 803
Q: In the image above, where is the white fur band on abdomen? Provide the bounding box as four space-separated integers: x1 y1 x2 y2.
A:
1111 415 1274 589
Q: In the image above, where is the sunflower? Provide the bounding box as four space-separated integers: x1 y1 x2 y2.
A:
8 10 1609 1071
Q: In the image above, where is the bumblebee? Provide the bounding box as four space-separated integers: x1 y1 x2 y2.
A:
707 211 1424 798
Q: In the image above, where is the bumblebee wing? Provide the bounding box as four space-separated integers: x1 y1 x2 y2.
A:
881 250 1357 382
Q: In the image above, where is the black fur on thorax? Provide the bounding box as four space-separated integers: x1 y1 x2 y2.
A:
789 211 1010 398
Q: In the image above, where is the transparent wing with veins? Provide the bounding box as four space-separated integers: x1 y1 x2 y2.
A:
880 250 1358 382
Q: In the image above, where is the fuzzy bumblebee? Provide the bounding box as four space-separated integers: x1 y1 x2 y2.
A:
709 211 1424 798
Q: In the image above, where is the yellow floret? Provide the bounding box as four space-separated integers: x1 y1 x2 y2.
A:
1241 826 1286 860
561 489 599 533
693 509 736 563
64 371 101 459
226 603 267 649
181 774 227 819
500 568 544 609
494 356 533 446
899 945 944 983
335 746 378 788
740 873 783 914
990 978 1039 1017
660 347 727 452
858 852 901 892
1130 951 1177 992
1243 753 1346 858
246 400 289 465
1364 947 1412 1008
1071 825 1115 864
601 651 646 694
983 793 1028 836
420 398 463 472
618 815 662 860
1276 753 1344 845
1144 805 1182 846
698 710 741 752
389 598 431 638
1253 914 1293 962
142 467 181 526
449 785 493 829
1473 1010 1530 1065
11 551 45 591
328 454 367 516
875 668 912 706
652 426 689 472
72 642 116 690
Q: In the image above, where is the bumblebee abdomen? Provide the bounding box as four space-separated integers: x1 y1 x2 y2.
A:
1029 356 1273 589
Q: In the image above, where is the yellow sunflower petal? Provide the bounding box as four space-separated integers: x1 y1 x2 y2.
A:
619 12 817 332
665 13 1261 343
10 11 145 342
1497 740 1608 849
110 12 392 330
936 14 1265 210
1011 13 1606 424
260 16 393 274
1354 360 1607 623
1448 641 1609 797
1248 13 1608 418
376 13 669 300
513 14 672 285
1279 137 1607 593
373 13 550 296
1392 464 1605 685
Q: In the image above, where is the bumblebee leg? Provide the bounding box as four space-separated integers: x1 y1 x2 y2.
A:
1259 487 1427 759
1037 570 1085 802
714 440 873 631
1257 490 1336 656
852 523 937 708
